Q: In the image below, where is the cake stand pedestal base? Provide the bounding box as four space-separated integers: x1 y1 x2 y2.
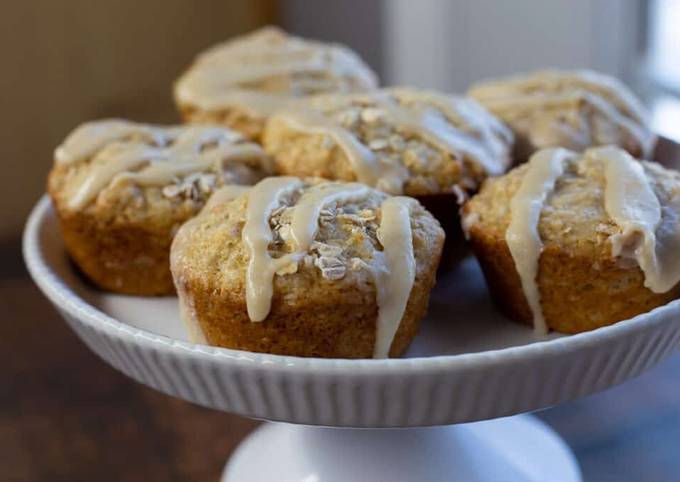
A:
222 414 581 482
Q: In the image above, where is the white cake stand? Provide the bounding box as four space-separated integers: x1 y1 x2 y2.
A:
24 196 680 482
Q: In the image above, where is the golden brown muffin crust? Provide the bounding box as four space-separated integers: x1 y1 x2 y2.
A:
49 120 272 295
171 178 445 358
263 88 513 198
463 149 680 333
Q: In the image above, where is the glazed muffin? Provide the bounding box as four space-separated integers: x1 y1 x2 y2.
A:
468 69 656 161
170 177 445 358
174 26 378 141
462 146 680 334
262 87 513 265
48 120 272 295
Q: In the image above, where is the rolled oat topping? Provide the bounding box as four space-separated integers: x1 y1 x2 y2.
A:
266 87 513 196
239 177 418 358
55 120 269 209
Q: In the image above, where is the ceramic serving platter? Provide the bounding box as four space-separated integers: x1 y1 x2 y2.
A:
24 192 680 428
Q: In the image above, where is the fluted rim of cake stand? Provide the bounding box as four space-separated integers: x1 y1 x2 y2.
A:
24 195 680 375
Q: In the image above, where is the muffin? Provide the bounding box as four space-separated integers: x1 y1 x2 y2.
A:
262 87 513 265
170 177 445 358
468 69 656 161
174 26 378 141
462 145 680 334
48 119 272 295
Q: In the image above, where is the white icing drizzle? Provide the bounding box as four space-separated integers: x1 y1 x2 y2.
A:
170 212 210 344
378 89 512 175
426 93 513 169
482 92 654 158
289 182 370 250
270 108 408 194
117 143 264 186
271 89 512 194
243 177 304 321
243 179 370 321
469 70 656 158
473 70 649 123
506 148 574 334
371 196 417 358
175 27 378 115
591 146 680 293
55 120 169 165
203 184 252 210
241 177 417 358
55 121 266 210
68 147 152 210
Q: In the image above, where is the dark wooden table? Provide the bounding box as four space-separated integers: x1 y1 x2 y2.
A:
4 240 680 482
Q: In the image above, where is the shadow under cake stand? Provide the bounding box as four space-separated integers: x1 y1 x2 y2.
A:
24 168 680 481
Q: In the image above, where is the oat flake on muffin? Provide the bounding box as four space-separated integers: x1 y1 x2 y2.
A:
48 119 272 295
171 177 444 358
263 87 514 198
262 87 513 269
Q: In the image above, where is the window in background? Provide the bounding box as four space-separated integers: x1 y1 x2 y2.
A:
648 0 680 92
646 0 680 140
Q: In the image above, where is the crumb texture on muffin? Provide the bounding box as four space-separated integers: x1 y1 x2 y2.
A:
48 119 271 295
52 119 270 211
171 177 445 358
263 87 513 197
464 145 680 334
468 69 656 160
174 26 378 120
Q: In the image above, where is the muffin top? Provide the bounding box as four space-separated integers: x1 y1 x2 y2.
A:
463 145 680 331
174 26 378 117
171 177 444 358
49 119 272 223
468 69 656 159
263 87 514 197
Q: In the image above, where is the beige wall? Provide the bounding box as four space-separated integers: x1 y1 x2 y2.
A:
1 0 274 240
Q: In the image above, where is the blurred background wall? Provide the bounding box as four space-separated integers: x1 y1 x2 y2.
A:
0 0 274 240
3 0 678 242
